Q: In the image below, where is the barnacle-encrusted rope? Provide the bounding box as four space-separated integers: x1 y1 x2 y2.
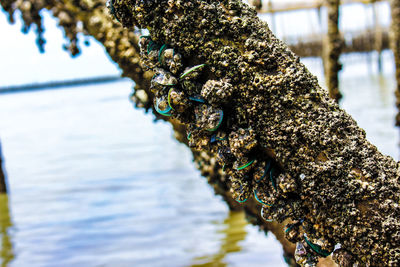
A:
111 0 400 266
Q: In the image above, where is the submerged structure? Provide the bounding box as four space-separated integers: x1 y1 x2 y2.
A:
0 141 6 193
1 0 400 266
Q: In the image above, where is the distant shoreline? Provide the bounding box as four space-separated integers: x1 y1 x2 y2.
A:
0 75 125 94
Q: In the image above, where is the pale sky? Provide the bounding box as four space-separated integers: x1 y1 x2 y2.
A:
0 10 120 87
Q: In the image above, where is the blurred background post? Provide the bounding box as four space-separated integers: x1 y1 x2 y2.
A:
0 140 7 194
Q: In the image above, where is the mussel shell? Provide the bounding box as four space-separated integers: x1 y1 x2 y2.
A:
158 44 168 64
150 69 178 91
284 222 304 243
261 205 274 222
216 147 234 166
188 95 206 103
154 95 172 116
303 235 334 257
179 64 206 80
181 80 202 94
233 157 256 173
253 160 271 183
167 88 189 112
194 104 224 132
147 40 161 55
254 188 273 206
210 131 227 143
231 179 251 204
269 167 278 190
138 35 151 48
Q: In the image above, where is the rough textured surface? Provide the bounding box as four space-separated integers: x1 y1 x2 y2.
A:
109 0 400 266
323 0 342 102
0 0 309 265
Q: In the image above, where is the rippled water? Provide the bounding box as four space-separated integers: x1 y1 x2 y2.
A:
0 81 287 267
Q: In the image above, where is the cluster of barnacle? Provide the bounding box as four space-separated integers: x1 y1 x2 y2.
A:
138 35 335 266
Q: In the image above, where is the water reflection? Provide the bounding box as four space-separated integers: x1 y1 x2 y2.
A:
190 211 247 267
0 194 14 267
375 73 391 106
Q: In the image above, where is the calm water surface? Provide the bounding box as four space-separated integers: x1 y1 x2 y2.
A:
0 81 286 267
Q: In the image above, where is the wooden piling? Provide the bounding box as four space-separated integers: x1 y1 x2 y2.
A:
288 27 390 57
390 0 400 126
324 0 343 102
372 0 384 72
257 0 384 14
0 141 7 194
